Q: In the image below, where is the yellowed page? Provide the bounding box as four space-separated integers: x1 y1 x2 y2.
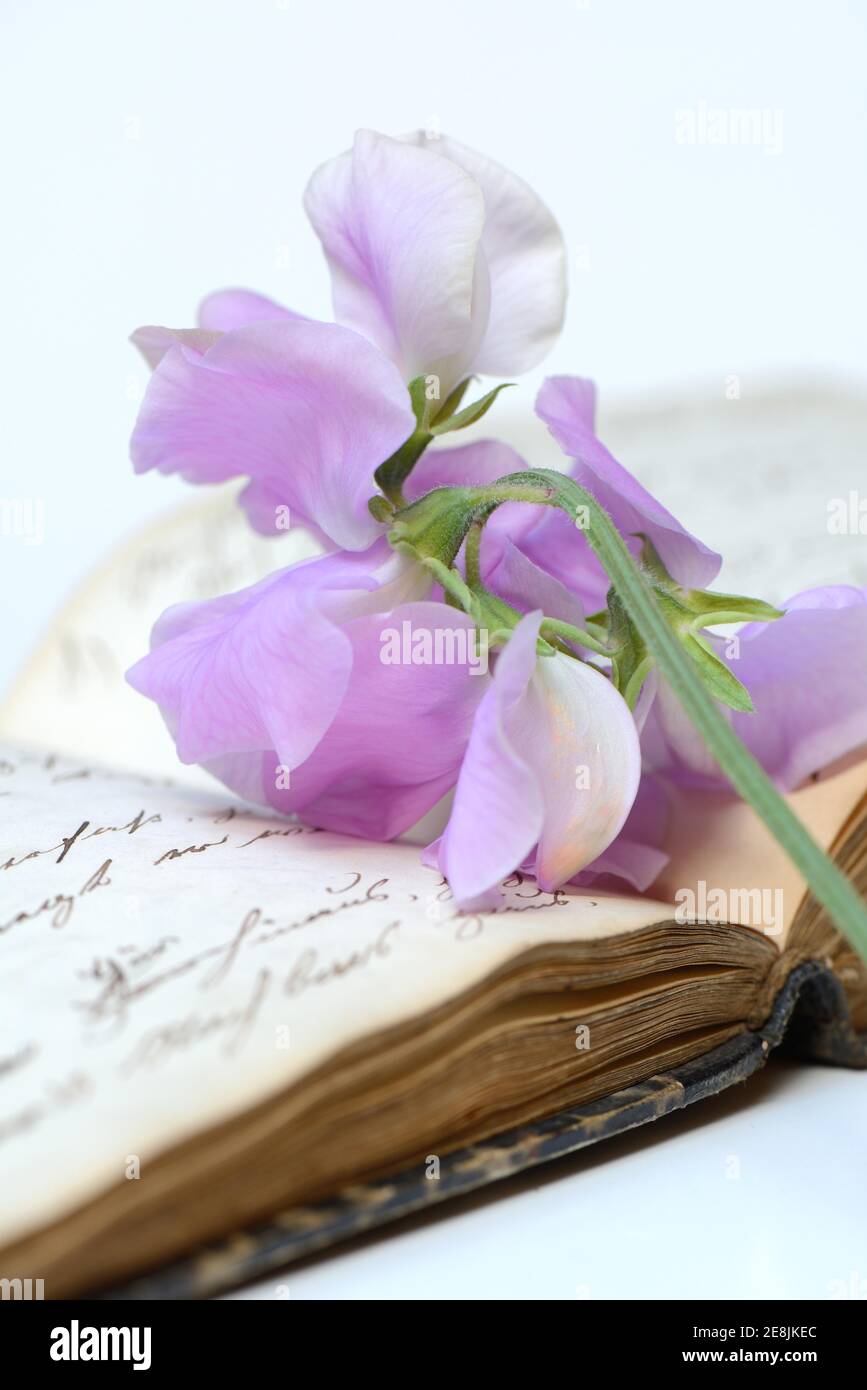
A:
0 744 674 1250
656 758 867 939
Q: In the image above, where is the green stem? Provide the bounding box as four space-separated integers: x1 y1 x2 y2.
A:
477 469 867 962
422 556 480 619
464 520 483 589
374 429 432 508
539 616 615 659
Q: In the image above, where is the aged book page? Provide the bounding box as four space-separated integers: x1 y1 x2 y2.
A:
654 758 867 941
2 738 862 1257
0 745 674 1250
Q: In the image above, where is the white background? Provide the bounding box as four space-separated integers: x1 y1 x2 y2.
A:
2 0 866 1300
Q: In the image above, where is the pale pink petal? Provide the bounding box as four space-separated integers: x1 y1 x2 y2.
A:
197 288 305 332
126 548 383 769
485 537 587 630
268 602 487 839
407 132 567 378
435 612 546 902
572 775 671 891
433 613 641 903
129 318 415 550
304 129 487 390
523 651 642 891
126 546 454 839
534 376 722 598
646 585 867 792
130 325 220 371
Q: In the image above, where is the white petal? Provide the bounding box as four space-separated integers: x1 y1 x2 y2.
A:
510 652 641 890
304 130 487 392
409 133 567 378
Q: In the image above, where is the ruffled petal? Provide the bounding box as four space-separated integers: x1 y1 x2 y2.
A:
406 132 566 378
269 602 487 839
126 548 387 770
235 476 327 542
522 649 642 891
571 774 671 891
130 325 219 371
485 537 586 629
304 129 488 392
646 585 867 792
534 376 722 598
434 612 546 902
197 288 305 332
434 614 640 903
129 318 415 550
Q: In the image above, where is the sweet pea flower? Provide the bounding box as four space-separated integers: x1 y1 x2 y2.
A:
129 318 415 551
183 129 566 400
487 769 671 896
123 119 867 942
426 611 642 908
644 585 867 792
303 129 567 395
126 541 495 840
194 130 567 385
128 524 643 902
129 130 566 554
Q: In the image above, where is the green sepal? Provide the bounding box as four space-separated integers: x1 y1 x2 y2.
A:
607 582 756 714
630 535 782 710
430 377 472 427
637 535 784 628
421 556 481 620
429 383 514 436
684 592 785 628
368 495 395 523
681 629 755 713
374 378 512 505
387 486 477 569
606 589 654 709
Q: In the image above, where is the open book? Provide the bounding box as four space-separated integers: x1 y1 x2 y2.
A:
1 383 866 1299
